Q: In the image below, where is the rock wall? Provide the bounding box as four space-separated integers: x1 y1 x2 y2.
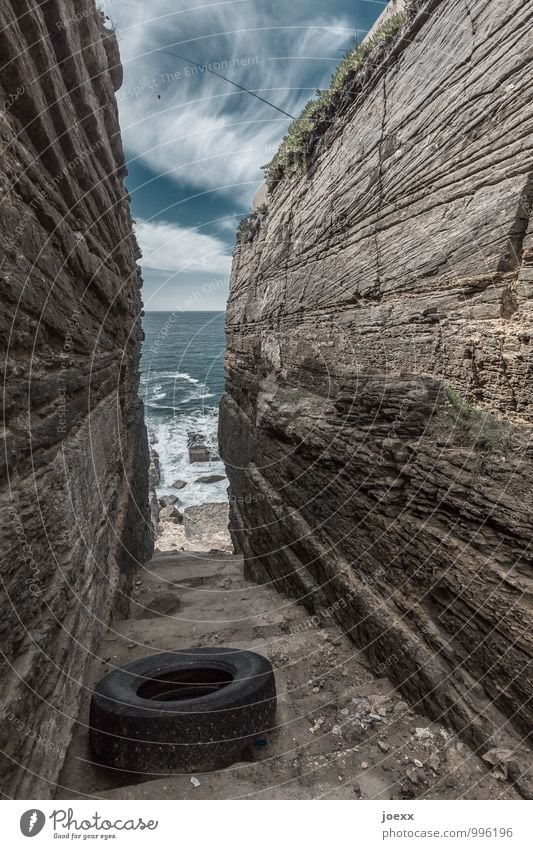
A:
221 0 533 793
0 0 151 797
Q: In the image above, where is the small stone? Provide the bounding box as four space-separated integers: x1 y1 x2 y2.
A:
139 592 180 618
429 753 440 773
378 741 390 753
406 768 419 784
159 504 183 523
361 761 369 769
394 700 409 715
415 727 434 742
190 776 201 788
127 642 137 649
413 758 423 768
172 479 187 489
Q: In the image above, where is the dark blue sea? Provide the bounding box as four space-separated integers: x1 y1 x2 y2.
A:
140 312 227 507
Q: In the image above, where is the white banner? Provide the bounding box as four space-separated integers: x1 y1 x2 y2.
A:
3 799 531 848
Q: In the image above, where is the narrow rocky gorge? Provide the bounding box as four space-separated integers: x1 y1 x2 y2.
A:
1 0 531 804
0 0 150 798
220 0 533 795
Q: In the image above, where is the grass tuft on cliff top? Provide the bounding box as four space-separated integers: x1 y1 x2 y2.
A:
262 5 414 190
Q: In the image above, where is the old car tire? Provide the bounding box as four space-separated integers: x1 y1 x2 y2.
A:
89 647 277 772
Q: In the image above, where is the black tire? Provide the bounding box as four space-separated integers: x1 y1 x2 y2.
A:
89 647 277 773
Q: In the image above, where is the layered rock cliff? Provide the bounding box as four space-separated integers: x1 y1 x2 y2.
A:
221 0 533 793
0 0 150 797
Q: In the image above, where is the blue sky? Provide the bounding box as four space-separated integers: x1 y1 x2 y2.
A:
102 0 385 310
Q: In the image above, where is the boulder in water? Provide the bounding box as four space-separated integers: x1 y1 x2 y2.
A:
159 495 178 507
195 474 226 484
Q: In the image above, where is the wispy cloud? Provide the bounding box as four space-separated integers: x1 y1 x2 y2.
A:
108 0 357 204
135 218 233 274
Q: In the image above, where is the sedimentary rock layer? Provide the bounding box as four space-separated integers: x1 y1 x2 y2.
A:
221 0 533 793
0 0 150 797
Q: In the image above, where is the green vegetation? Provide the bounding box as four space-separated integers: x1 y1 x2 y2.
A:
445 387 514 452
262 8 410 189
236 215 251 244
235 204 268 245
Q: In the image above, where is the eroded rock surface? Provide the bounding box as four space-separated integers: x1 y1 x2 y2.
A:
0 1 150 797
220 0 533 795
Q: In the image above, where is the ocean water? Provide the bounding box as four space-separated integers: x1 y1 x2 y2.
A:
140 312 228 508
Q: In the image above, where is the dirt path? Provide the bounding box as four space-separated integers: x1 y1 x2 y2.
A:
57 548 520 800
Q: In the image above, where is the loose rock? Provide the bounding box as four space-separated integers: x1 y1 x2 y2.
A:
159 505 183 524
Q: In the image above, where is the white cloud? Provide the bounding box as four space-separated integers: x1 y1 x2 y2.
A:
109 0 356 204
135 219 232 274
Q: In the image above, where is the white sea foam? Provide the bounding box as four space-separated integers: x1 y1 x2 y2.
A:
175 372 201 384
147 407 228 509
147 391 215 410
143 371 200 384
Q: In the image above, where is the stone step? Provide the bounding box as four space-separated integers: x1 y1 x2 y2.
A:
98 598 311 657
129 562 244 594
149 550 243 566
146 550 243 574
